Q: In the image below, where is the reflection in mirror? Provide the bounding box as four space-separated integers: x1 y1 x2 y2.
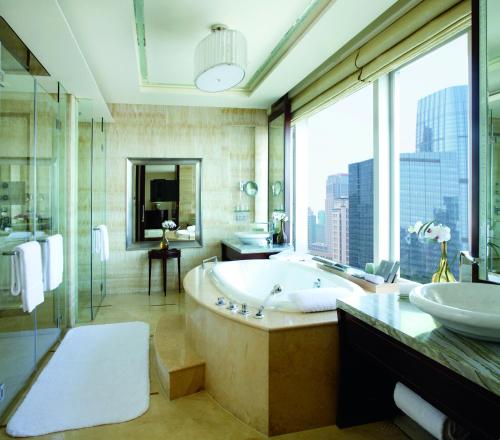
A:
126 158 201 249
480 0 500 281
268 114 285 216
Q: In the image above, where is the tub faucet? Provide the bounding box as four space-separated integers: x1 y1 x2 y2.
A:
313 278 321 288
254 284 283 319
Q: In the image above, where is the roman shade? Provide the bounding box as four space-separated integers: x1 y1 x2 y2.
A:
291 0 471 121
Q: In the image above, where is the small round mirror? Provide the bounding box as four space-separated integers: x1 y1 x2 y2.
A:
272 181 282 196
243 180 258 197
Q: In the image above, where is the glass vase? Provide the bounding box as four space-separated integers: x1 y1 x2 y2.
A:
160 228 169 250
431 242 455 283
276 220 287 245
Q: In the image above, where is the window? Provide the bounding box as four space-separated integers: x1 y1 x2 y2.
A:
393 35 470 282
295 85 374 269
292 33 471 283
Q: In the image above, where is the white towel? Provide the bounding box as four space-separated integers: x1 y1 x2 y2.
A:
394 382 447 439
290 287 351 312
11 241 44 313
93 225 109 262
42 234 64 291
269 250 313 262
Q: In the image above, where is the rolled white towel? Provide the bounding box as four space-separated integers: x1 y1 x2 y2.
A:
290 287 352 312
394 382 447 440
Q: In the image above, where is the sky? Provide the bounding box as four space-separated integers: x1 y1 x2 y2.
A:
300 34 469 212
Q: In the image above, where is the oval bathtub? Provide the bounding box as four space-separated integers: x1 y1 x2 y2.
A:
210 259 363 312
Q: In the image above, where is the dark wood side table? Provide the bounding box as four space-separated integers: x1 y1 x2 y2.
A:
148 248 181 295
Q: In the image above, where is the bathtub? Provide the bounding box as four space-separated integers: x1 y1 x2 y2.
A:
210 259 363 312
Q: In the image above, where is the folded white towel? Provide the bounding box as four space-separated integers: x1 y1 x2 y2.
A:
269 250 313 262
290 287 351 312
11 241 44 313
187 225 195 232
42 234 64 291
93 225 109 262
394 382 447 440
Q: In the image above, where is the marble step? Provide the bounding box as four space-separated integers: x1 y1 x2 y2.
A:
153 314 205 400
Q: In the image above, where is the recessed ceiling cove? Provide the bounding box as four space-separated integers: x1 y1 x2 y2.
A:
136 0 323 93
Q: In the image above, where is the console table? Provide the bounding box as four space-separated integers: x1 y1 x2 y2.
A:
148 248 181 295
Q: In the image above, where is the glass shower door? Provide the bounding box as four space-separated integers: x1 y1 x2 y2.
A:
90 120 106 319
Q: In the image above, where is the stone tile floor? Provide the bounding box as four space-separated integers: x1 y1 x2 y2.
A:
0 293 408 440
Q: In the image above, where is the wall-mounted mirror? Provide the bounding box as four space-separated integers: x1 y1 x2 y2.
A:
268 114 285 216
126 158 202 250
479 0 500 281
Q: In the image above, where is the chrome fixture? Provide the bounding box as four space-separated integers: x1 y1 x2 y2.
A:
313 278 321 288
202 256 218 269
255 305 265 319
458 251 480 282
227 301 238 312
239 303 250 316
215 297 226 306
194 24 247 92
254 284 283 319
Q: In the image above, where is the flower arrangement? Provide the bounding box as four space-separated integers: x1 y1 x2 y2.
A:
407 220 451 243
162 220 177 231
272 212 288 222
408 220 454 282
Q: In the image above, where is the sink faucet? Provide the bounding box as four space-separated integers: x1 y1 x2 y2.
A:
313 278 321 288
458 251 480 282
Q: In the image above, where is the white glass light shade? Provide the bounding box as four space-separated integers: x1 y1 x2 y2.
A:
194 28 247 92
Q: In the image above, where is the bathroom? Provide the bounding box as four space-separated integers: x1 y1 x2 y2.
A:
0 0 498 439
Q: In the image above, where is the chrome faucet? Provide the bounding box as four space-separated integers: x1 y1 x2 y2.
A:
254 284 283 319
313 278 321 288
458 251 480 282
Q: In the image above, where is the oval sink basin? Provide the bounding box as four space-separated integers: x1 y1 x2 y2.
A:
234 231 270 246
410 282 500 342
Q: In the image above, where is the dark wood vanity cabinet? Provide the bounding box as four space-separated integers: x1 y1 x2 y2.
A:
336 310 500 439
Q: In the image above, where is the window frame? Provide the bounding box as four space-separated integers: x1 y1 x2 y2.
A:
291 30 473 281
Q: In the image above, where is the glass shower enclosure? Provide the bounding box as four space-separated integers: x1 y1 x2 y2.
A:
77 100 107 322
0 46 68 420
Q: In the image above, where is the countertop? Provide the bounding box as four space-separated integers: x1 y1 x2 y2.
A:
337 294 500 397
221 239 292 254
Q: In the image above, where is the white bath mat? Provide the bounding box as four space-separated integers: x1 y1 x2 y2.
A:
6 321 150 437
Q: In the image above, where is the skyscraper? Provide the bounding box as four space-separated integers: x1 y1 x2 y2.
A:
400 85 469 282
325 174 349 263
348 159 374 269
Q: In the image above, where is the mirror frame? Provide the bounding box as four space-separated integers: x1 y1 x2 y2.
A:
126 158 202 250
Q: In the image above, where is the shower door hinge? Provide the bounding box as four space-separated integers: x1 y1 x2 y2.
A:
100 282 103 293
55 119 62 130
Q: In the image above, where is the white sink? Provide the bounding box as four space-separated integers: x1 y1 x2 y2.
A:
234 231 270 246
410 282 500 342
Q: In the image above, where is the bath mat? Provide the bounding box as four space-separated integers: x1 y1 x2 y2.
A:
6 321 150 437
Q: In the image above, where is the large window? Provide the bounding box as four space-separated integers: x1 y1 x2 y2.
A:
295 85 373 269
393 34 470 282
292 33 471 282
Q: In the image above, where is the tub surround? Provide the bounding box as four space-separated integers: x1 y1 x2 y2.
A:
336 294 500 439
183 265 343 435
337 294 500 395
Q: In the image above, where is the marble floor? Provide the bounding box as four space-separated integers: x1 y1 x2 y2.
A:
0 292 408 440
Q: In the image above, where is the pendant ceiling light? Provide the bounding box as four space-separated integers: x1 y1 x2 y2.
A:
194 24 247 93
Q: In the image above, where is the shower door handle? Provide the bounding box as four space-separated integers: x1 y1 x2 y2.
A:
141 205 145 223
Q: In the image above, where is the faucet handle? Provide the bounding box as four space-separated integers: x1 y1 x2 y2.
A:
239 303 250 316
215 297 226 306
254 305 265 319
227 301 238 312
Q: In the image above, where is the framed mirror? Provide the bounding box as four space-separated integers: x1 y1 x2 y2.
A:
126 158 202 250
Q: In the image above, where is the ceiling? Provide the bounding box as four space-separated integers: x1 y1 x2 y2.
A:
2 0 402 114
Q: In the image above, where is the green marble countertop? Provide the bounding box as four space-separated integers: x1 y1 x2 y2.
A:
337 293 500 397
